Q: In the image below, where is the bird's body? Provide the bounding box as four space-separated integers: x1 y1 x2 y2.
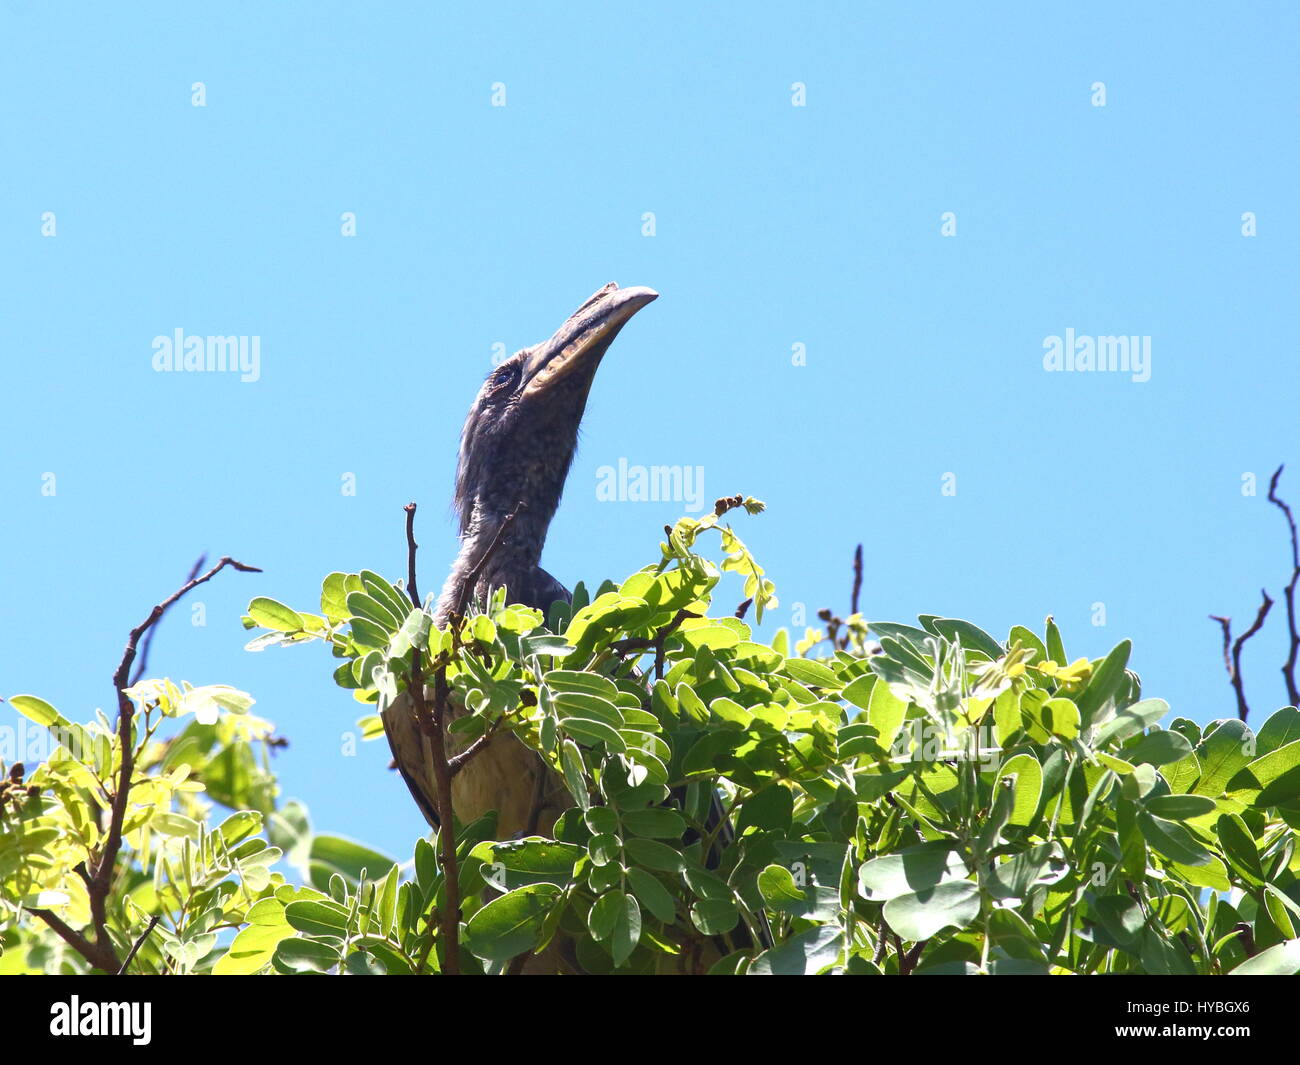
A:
383 283 658 838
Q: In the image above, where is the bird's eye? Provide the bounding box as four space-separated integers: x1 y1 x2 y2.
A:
491 360 520 390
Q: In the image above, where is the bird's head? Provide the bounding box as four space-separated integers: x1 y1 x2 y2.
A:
453 282 658 536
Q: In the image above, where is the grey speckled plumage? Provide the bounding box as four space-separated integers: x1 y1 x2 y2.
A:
382 283 658 839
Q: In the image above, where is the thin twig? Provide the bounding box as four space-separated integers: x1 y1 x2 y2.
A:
1267 466 1300 705
404 503 421 608
117 914 161 974
1210 590 1275 721
607 609 699 658
131 555 207 685
850 543 863 617
449 501 527 620
91 556 261 966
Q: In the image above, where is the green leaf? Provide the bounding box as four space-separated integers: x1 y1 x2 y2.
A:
1138 812 1213 866
321 572 351 622
1216 813 1265 888
1094 894 1145 948
8 695 69 729
757 864 806 908
736 784 794 836
248 597 305 632
309 835 396 887
748 925 843 975
884 880 980 940
346 590 403 633
841 674 875 711
1095 698 1168 747
1192 719 1254 797
562 716 626 751
472 838 583 888
620 808 686 840
929 618 1003 660
1075 639 1130 726
867 679 908 752
1229 938 1300 975
783 658 840 688
690 898 740 936
1256 707 1300 757
348 617 390 651
626 868 677 924
590 889 641 966
1230 739 1300 791
1143 794 1217 820
463 884 561 962
625 838 685 873
274 937 342 973
1126 729 1194 767
284 899 350 937
561 739 589 809
1044 617 1066 664
858 842 969 902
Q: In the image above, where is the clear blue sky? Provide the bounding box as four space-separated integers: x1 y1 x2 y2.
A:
2 2 1296 858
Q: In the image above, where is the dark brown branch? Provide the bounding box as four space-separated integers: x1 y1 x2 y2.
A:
734 597 753 621
410 652 461 974
131 554 207 685
117 914 161 974
1267 466 1300 705
1210 589 1275 722
850 543 863 617
900 938 928 975
404 503 421 608
608 609 699 658
402 500 533 976
31 907 120 973
91 555 261 967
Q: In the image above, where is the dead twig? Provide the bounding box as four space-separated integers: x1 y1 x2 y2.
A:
404 503 421 608
850 544 863 617
130 554 207 685
1267 466 1300 705
1210 590 1275 722
117 914 161 974
90 556 261 969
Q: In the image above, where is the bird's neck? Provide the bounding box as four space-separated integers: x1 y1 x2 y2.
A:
434 500 552 623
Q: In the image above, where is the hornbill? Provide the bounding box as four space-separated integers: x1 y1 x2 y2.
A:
384 283 766 970
383 282 659 838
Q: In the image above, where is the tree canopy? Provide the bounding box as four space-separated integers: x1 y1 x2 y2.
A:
4 499 1300 975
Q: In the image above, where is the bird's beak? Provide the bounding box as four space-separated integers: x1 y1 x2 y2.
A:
521 283 658 398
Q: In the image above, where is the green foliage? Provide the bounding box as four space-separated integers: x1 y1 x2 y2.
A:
6 501 1300 974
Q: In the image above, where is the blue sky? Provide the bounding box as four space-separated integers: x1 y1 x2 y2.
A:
2 2 1297 858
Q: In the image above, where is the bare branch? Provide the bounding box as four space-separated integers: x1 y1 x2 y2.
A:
850 543 863 617
1267 465 1300 705
30 907 120 973
1210 589 1275 721
404 503 421 608
607 609 699 658
90 555 261 967
448 501 527 620
117 914 161 974
131 554 207 685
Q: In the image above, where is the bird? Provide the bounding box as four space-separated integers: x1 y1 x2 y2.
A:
382 282 659 839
